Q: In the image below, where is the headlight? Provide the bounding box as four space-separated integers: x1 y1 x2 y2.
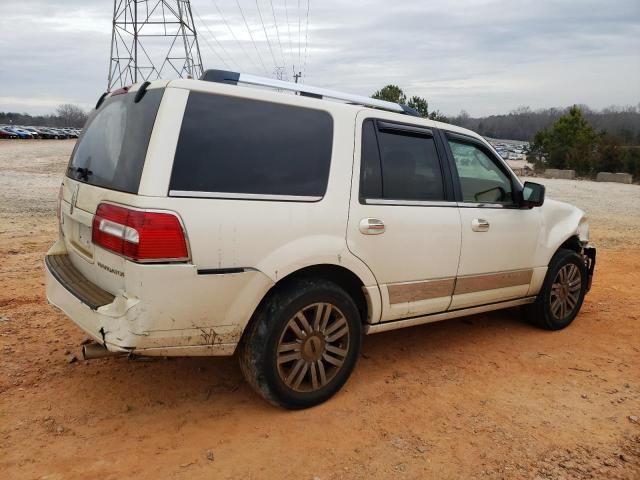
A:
577 219 589 244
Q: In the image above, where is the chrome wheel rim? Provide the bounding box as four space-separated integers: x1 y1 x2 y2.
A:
276 302 350 393
550 263 582 320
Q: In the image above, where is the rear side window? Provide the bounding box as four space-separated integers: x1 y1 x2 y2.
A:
360 119 445 202
170 92 334 199
67 89 164 194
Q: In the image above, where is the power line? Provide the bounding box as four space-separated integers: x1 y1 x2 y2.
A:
268 0 287 69
192 7 234 70
255 0 279 72
283 0 296 72
297 0 301 70
302 0 310 80
210 0 260 72
234 0 269 75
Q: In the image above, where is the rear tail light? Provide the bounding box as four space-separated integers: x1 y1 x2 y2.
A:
92 203 189 262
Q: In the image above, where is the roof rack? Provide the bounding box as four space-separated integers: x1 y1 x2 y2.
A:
200 69 419 117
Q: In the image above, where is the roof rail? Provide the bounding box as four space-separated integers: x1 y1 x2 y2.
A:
200 69 419 117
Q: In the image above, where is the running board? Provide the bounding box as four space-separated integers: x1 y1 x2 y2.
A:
364 297 536 334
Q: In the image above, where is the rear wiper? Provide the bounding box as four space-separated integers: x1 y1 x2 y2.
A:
74 167 93 181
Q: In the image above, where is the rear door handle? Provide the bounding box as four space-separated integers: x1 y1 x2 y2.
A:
359 218 385 235
471 218 490 232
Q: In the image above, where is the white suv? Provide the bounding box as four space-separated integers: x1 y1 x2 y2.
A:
46 70 596 409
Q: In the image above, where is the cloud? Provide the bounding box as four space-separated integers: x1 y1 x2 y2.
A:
0 0 638 116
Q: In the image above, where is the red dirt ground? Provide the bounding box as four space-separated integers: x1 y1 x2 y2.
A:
1 227 639 479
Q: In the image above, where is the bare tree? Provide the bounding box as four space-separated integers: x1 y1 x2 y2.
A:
55 104 88 127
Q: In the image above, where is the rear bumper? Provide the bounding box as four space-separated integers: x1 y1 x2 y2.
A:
45 254 129 353
583 246 596 292
45 248 274 356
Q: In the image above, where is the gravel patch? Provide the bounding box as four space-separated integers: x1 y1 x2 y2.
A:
534 177 640 248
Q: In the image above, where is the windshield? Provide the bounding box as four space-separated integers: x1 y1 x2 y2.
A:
67 88 164 193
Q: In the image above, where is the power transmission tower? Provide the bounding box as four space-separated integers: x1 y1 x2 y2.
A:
108 0 204 91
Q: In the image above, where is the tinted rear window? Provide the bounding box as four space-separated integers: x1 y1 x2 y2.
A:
67 88 164 193
169 92 333 199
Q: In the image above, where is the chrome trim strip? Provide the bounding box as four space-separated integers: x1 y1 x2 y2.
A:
387 278 455 304
365 297 536 334
168 190 322 202
364 199 457 207
457 202 506 209
454 269 533 295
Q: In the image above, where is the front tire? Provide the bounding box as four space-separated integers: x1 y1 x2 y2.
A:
239 279 362 409
524 248 588 330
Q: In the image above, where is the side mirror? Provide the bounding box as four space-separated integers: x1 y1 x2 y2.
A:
521 181 545 208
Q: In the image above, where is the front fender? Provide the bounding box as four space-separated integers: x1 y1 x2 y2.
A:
535 199 586 266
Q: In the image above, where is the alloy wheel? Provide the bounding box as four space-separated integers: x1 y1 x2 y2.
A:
276 302 350 393
550 263 582 320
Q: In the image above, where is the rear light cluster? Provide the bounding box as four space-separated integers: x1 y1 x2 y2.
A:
92 203 189 262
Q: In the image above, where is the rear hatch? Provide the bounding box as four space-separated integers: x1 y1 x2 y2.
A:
59 86 165 295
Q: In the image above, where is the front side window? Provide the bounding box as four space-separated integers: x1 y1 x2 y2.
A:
170 92 333 199
448 139 514 204
360 120 445 202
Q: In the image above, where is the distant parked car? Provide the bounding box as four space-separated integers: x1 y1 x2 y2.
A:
31 127 58 139
22 127 50 139
61 128 79 138
4 127 34 139
40 127 66 139
0 127 18 139
51 128 71 139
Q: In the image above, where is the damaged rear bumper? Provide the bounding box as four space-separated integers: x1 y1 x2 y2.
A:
44 252 243 357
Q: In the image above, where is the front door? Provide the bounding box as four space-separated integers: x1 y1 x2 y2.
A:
443 133 541 309
347 113 462 322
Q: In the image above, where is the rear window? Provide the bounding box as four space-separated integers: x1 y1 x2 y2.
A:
169 92 334 199
67 88 164 193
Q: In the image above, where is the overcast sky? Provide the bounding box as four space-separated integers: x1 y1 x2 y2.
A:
1 0 639 116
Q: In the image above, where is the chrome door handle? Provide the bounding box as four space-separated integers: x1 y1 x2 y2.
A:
471 218 490 232
359 218 385 235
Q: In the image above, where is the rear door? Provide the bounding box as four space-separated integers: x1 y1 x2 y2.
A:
60 86 165 294
347 113 461 322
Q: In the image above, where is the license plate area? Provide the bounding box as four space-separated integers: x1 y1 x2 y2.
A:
78 223 92 250
66 215 94 260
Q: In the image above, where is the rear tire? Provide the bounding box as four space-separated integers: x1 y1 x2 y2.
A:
524 248 588 330
239 279 362 409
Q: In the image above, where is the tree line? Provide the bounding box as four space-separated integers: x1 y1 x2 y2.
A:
527 106 640 179
0 104 88 128
448 105 640 146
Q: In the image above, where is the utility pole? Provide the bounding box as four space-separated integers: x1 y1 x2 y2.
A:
274 66 285 81
107 0 204 91
293 70 302 83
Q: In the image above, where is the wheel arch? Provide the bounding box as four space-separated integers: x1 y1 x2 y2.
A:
239 262 378 349
274 264 370 324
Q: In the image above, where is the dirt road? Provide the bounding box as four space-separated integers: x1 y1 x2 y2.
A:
1 140 639 479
